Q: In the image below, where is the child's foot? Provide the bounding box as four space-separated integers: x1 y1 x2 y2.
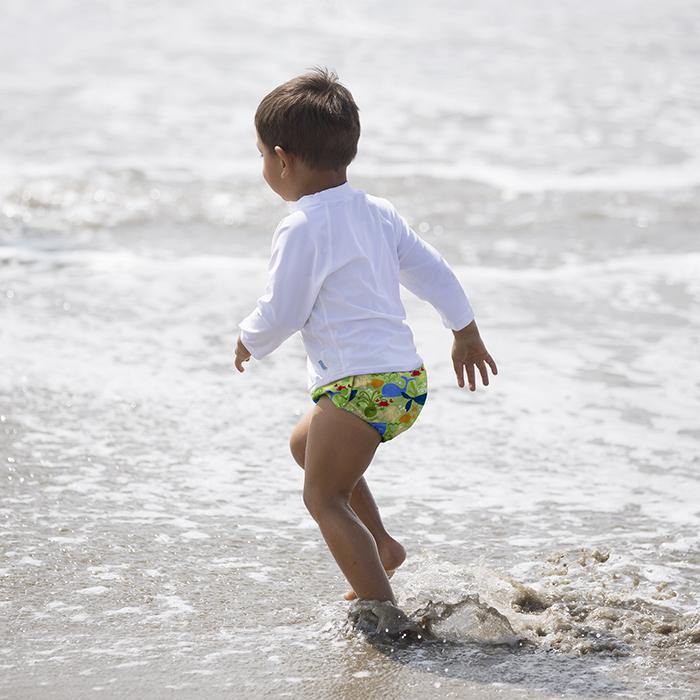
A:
344 537 406 601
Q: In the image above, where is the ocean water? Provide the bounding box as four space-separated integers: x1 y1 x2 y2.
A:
1 1 699 698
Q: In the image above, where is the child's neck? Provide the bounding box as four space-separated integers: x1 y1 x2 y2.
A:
291 168 347 201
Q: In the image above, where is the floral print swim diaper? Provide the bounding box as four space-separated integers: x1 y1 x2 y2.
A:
310 364 428 442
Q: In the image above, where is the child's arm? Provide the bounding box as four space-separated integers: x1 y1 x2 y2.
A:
393 209 475 332
392 208 497 390
234 217 323 372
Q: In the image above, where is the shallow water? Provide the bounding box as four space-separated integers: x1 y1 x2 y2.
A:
2 1 700 698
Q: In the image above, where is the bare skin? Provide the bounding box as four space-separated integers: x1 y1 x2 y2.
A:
450 320 498 390
289 403 406 600
298 394 398 604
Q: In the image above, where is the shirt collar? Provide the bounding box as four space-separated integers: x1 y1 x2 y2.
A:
286 181 355 211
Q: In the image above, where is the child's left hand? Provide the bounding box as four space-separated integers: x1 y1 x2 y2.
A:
234 334 252 372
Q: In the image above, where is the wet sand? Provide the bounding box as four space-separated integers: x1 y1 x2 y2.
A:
2 0 700 696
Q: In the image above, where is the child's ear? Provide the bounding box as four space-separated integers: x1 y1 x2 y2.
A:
274 146 290 177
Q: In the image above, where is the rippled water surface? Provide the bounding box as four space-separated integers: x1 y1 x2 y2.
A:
2 1 699 698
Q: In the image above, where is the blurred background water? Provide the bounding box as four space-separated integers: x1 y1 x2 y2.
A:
1 0 699 698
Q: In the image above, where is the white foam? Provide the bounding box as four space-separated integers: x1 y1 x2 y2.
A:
77 587 109 596
354 159 700 193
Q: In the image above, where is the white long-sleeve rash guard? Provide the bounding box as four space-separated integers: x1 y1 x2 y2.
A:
237 181 475 393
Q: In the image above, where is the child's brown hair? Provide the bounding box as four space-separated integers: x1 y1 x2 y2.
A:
255 66 360 171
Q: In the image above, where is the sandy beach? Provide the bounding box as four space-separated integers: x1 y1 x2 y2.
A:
1 1 699 697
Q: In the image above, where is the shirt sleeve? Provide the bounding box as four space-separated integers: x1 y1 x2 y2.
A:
237 216 324 360
393 208 475 331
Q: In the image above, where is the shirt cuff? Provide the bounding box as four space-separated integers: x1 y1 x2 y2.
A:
238 327 262 360
446 308 475 332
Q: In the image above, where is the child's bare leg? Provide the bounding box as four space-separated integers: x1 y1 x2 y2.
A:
290 408 406 598
339 478 405 600
302 395 396 604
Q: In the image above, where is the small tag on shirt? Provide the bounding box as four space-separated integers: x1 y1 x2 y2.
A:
318 359 328 370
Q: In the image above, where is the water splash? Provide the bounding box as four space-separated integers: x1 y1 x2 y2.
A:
344 548 700 659
346 593 520 646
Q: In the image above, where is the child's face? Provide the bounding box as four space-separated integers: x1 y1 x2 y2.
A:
256 133 291 201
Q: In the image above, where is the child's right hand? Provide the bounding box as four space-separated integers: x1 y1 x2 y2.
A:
451 320 498 391
234 334 252 372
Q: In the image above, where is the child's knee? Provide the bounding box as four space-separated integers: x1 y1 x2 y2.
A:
302 483 346 519
290 412 314 468
302 486 317 517
289 432 306 468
